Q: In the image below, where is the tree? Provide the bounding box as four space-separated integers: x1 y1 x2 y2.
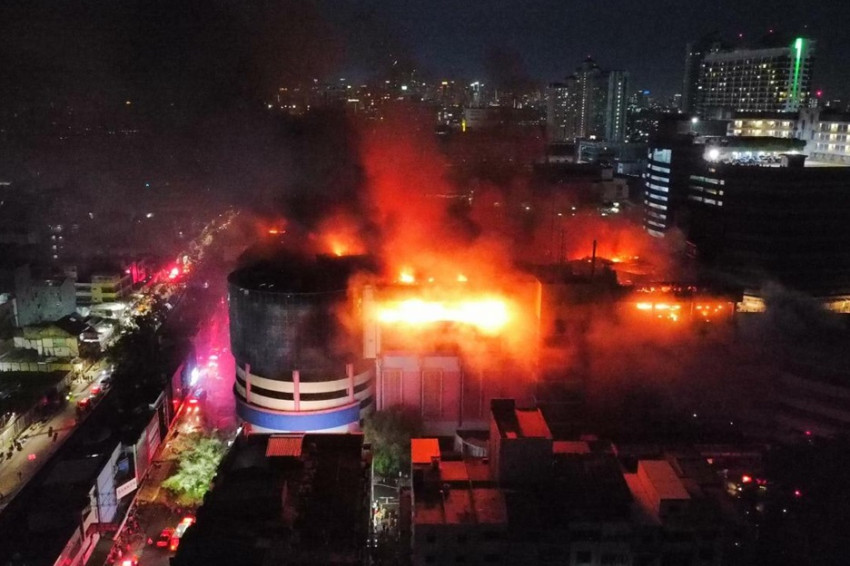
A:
162 433 227 506
363 406 422 478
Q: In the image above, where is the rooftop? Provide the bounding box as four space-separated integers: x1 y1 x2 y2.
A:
229 249 374 294
411 438 441 466
174 433 366 566
492 399 552 440
553 440 591 454
638 460 691 501
415 487 508 526
265 435 303 458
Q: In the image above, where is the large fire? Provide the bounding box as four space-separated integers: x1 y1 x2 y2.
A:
377 297 511 335
373 269 515 334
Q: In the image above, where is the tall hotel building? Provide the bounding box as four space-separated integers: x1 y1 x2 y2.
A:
685 37 815 117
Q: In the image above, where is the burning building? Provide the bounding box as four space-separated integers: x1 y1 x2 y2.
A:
361 272 540 434
227 244 542 435
619 284 739 324
228 252 375 433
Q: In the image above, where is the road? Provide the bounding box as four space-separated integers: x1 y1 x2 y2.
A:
0 210 237 512
100 269 238 566
0 363 108 510
370 479 402 566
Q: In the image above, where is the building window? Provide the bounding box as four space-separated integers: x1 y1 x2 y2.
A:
382 369 402 407
422 369 443 418
426 533 436 544
575 550 593 564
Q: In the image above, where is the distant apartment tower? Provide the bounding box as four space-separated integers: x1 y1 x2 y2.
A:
685 37 815 117
546 82 578 142
604 70 629 141
546 58 628 143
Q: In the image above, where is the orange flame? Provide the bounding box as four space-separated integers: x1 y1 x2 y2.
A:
377 297 511 334
316 212 367 257
328 237 351 257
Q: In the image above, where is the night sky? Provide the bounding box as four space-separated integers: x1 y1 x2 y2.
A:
1 0 847 115
325 0 849 99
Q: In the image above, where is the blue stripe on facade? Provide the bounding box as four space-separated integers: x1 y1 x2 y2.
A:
236 398 361 432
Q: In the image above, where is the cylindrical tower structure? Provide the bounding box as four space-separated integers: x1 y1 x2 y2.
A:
228 254 374 432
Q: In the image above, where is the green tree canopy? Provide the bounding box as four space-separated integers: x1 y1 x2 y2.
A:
162 433 227 506
363 406 423 478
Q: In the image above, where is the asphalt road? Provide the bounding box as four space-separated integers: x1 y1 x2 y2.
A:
0 364 108 510
109 298 237 566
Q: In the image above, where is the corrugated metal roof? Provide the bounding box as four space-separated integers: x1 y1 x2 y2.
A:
266 435 304 458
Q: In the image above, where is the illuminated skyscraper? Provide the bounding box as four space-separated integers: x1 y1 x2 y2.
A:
688 37 815 117
604 70 629 142
546 58 629 143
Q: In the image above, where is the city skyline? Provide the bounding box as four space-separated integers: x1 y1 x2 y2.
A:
2 0 849 115
325 0 847 100
2 2 850 565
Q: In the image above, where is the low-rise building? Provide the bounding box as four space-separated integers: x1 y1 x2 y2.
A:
13 314 93 358
13 265 76 327
173 433 368 566
411 439 507 566
727 114 797 138
408 400 747 566
75 272 133 305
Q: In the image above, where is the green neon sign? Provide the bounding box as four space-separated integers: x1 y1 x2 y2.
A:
791 37 804 108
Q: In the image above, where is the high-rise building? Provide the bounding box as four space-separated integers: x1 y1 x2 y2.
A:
682 35 726 114
546 81 578 142
604 70 629 142
686 151 850 293
686 37 815 117
546 58 629 143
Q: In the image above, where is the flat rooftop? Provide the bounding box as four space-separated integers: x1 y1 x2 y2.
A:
411 438 441 466
415 487 507 526
516 409 552 438
492 399 552 440
638 460 691 500
553 440 591 454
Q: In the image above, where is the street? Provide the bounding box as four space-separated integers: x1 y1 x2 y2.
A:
370 477 403 565
0 363 108 511
99 269 238 566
